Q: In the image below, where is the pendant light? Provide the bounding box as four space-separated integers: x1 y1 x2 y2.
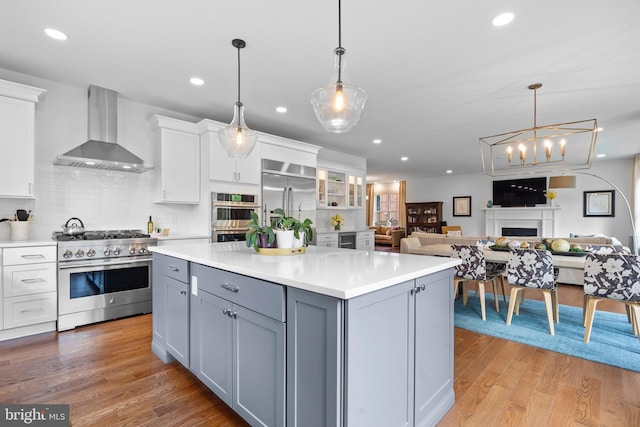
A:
219 39 257 158
311 0 367 133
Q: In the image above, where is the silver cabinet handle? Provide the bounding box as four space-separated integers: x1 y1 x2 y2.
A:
21 277 46 283
168 266 180 272
223 308 230 316
221 283 239 293
21 254 46 259
180 290 187 295
222 308 238 318
21 308 43 313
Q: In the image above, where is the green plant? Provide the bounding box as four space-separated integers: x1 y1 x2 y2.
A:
245 212 275 252
271 208 313 245
293 217 313 244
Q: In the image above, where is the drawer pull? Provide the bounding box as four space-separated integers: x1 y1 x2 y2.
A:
21 278 46 284
21 254 46 259
168 266 180 272
221 283 239 293
20 308 44 313
180 290 187 295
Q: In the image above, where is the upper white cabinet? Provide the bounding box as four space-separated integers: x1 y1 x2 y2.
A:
0 79 46 198
317 161 366 209
149 115 200 204
198 119 261 185
260 133 320 170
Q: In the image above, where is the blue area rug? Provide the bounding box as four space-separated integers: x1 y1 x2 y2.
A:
454 292 640 372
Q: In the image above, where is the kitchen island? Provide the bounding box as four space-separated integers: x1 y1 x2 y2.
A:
151 242 460 427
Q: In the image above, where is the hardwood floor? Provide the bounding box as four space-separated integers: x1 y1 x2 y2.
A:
0 284 637 426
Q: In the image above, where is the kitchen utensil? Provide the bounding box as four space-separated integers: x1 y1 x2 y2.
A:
61 217 85 236
16 209 28 221
0 218 10 223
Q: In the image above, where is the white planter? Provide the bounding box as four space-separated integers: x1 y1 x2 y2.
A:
275 230 295 248
293 231 305 248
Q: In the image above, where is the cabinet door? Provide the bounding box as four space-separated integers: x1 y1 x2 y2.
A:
152 255 167 345
192 290 234 407
165 276 189 366
345 280 415 427
0 96 35 198
159 128 200 203
414 271 455 426
234 305 286 427
208 130 261 184
348 174 364 208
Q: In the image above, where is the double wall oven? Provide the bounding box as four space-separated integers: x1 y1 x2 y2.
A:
211 192 260 242
55 230 157 331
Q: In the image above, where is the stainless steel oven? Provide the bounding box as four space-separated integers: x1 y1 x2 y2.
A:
211 192 260 242
55 230 156 331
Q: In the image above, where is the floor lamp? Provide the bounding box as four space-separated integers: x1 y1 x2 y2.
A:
549 173 638 255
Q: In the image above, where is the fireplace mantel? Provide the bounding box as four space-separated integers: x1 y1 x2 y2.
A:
483 207 559 237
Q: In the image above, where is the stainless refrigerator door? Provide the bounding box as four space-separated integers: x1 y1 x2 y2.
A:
262 173 287 226
287 176 317 219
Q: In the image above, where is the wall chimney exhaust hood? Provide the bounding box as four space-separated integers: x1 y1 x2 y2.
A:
53 85 153 173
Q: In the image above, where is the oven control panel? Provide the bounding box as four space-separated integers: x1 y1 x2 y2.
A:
58 239 157 261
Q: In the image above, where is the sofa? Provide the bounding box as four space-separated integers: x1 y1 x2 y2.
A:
400 231 621 285
369 226 405 248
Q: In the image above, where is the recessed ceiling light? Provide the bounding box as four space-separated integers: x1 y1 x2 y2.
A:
276 106 287 113
446 170 453 174
44 28 68 40
401 156 408 161
373 139 382 144
597 127 604 132
190 77 204 86
492 12 514 27
596 154 606 158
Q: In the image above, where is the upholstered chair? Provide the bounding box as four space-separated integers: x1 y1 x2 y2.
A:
451 245 504 320
584 244 631 255
506 248 559 335
582 253 640 343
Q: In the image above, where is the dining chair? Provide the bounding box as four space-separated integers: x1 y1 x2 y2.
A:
506 248 559 335
451 245 503 320
582 253 640 343
584 244 631 255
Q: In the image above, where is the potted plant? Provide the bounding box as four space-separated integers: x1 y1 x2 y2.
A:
272 208 313 248
292 217 313 248
245 212 276 252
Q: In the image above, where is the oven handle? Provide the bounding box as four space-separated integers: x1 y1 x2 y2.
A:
58 257 152 270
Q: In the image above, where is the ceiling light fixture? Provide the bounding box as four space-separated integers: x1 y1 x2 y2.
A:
310 0 367 133
218 39 257 158
44 28 68 40
492 12 514 27
276 106 287 113
479 83 598 176
190 77 204 86
401 156 408 161
373 139 382 144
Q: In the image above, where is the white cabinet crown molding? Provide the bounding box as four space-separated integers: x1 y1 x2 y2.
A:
148 114 199 133
0 79 46 102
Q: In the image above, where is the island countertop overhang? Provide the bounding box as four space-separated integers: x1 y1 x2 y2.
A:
150 242 460 299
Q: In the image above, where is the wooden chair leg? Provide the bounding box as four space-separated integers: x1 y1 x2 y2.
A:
500 276 507 302
584 297 601 343
515 288 524 316
491 278 500 312
478 282 486 321
629 304 640 341
582 294 588 326
542 290 555 335
551 288 559 323
462 281 469 305
506 287 521 326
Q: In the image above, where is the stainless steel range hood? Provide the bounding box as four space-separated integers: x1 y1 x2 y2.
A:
53 85 153 173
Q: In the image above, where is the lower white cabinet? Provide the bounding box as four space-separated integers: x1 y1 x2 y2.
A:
190 263 286 427
357 230 375 250
315 232 338 248
1 245 57 339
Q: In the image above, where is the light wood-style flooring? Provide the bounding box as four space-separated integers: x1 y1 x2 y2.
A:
0 284 638 426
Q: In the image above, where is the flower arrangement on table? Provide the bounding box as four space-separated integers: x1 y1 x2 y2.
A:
545 190 557 206
330 214 344 231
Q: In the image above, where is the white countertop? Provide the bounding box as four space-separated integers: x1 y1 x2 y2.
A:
151 242 460 299
0 239 57 248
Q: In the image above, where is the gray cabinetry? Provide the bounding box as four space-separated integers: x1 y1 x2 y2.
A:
165 276 189 365
190 262 285 427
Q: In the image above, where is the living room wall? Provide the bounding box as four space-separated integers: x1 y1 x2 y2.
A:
405 158 634 246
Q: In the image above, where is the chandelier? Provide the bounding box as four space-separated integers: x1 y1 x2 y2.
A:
479 83 598 176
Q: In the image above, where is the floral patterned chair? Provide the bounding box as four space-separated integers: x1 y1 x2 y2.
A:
506 248 559 335
582 253 640 343
584 244 631 255
451 245 505 320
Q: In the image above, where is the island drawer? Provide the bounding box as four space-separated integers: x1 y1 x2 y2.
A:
163 257 189 283
191 263 285 322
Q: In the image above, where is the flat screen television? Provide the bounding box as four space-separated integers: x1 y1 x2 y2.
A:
492 177 547 207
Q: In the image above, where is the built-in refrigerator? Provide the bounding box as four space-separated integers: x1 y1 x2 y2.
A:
261 159 316 226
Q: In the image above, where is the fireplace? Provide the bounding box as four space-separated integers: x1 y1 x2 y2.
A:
484 207 558 237
502 227 538 237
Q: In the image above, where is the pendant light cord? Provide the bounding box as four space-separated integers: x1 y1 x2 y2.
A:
337 0 343 83
236 46 241 104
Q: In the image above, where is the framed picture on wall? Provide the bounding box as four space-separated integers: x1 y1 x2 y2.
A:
583 190 615 217
453 196 471 217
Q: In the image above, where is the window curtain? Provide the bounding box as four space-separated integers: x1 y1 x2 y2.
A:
633 154 639 253
399 180 406 230
366 183 375 226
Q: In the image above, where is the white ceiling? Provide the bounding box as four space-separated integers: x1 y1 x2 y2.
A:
2 0 639 182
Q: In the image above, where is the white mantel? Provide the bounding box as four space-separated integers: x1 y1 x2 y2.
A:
483 207 559 237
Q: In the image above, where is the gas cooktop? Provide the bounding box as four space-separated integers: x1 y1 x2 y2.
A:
53 230 151 242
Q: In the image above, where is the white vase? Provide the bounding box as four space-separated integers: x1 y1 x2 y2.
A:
293 232 305 248
275 230 295 248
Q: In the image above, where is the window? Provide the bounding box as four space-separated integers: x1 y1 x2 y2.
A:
375 193 398 225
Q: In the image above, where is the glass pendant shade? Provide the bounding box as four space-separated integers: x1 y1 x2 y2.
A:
218 102 257 158
311 48 367 133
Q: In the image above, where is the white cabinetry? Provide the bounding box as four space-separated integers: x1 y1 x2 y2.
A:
357 230 374 251
149 115 200 204
317 161 365 209
198 119 261 185
315 232 338 248
1 244 57 340
260 134 320 171
0 79 46 198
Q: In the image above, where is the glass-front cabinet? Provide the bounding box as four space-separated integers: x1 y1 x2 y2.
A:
348 174 364 208
318 169 347 208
